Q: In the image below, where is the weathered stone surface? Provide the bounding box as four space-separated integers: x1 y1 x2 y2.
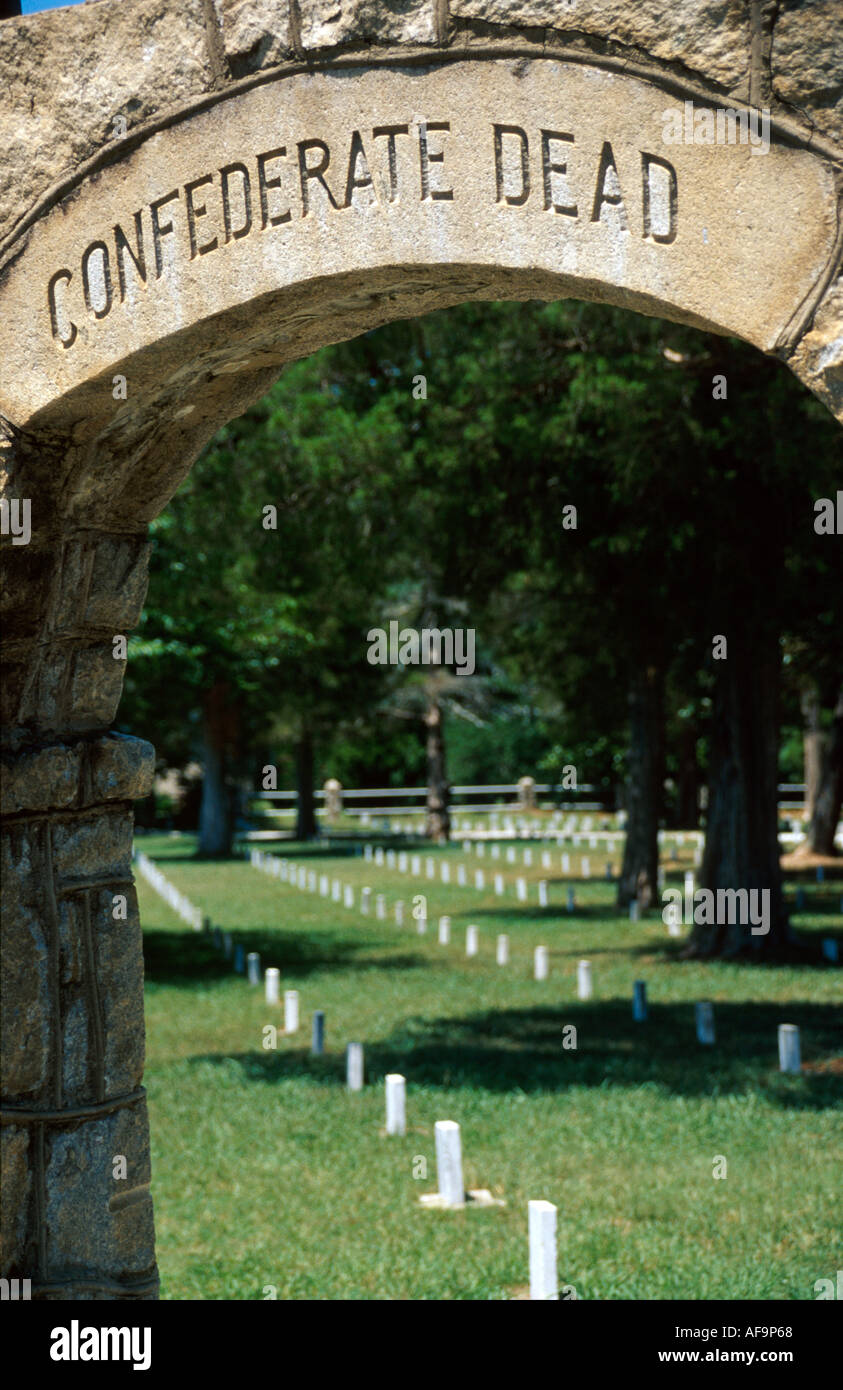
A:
0 824 52 1102
0 0 218 246
789 274 843 425
45 1102 156 1281
92 885 146 1096
84 537 152 630
88 733 156 805
298 0 437 50
217 0 292 75
772 1 843 147
0 1128 31 1275
69 645 128 727
16 646 72 733
450 0 752 91
0 742 81 816
52 807 133 883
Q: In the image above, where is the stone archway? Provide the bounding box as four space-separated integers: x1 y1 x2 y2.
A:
1 0 841 1300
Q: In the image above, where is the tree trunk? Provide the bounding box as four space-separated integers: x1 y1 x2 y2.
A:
198 681 234 856
295 729 318 841
800 681 825 824
807 684 843 856
617 663 664 908
675 719 700 830
689 626 790 957
424 694 451 842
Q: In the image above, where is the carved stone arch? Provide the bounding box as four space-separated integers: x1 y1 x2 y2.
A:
1 0 841 1299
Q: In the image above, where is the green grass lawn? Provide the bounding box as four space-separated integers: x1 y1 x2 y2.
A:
137 833 842 1300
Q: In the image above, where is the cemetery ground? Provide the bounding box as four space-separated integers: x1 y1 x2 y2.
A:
137 833 842 1301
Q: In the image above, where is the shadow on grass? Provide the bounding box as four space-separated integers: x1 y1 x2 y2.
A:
142 928 429 986
190 999 843 1109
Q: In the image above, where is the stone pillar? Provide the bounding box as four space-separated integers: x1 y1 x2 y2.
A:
517 776 536 811
1 732 158 1298
1 515 158 1298
322 778 343 823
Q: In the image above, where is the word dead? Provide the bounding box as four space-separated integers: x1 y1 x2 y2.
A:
47 120 678 347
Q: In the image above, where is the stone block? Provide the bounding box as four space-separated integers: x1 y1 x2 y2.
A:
0 0 218 245
772 1 843 147
87 733 155 806
0 823 52 1102
52 807 133 884
84 536 151 630
216 0 292 77
450 0 752 91
0 742 82 816
68 644 127 727
298 0 438 52
0 1127 31 1276
44 1101 156 1281
92 885 146 1096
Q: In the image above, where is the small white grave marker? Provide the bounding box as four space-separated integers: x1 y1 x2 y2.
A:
438 915 451 944
385 1074 406 1135
534 946 549 981
265 968 280 1005
346 1043 364 1091
475 870 485 890
542 851 551 870
376 893 386 920
496 934 509 966
529 1200 558 1301
426 858 435 879
561 853 570 874
516 877 527 902
778 1023 801 1074
524 849 532 866
284 989 299 1033
457 864 467 886
506 847 516 864
581 857 590 879
577 960 592 999
395 900 404 926
332 879 341 901
441 862 450 884
494 873 505 896
466 925 479 957
434 1121 464 1207
247 952 261 986
360 887 371 915
343 885 354 909
538 880 548 908
411 856 421 876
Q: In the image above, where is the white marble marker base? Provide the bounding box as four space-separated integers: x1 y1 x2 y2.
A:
418 1189 505 1210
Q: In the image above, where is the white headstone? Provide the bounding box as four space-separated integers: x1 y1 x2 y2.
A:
457 864 467 886
581 857 590 879
265 967 280 1005
417 914 427 935
441 862 450 884
284 989 299 1033
524 849 532 866
360 887 371 914
434 1121 464 1207
411 856 421 876
529 1200 558 1301
466 925 479 957
494 873 505 896
364 844 373 861
496 934 509 966
506 847 516 864
477 842 485 858
247 952 261 986
516 877 527 902
491 844 500 860
695 1001 715 1045
375 847 384 867
399 852 408 872
395 900 404 926
343 885 354 909
426 858 435 879
534 946 549 981
376 893 386 920
475 870 485 890
385 1074 406 1136
438 915 451 945
386 849 396 869
538 880 548 908
347 1042 364 1091
577 959 593 999
332 879 341 901
319 875 329 897
778 1023 801 1074
561 853 570 874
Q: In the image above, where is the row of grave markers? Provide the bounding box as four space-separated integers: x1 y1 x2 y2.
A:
248 848 811 1060
134 850 203 930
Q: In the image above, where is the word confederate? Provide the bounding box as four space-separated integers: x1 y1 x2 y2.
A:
47 118 678 348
